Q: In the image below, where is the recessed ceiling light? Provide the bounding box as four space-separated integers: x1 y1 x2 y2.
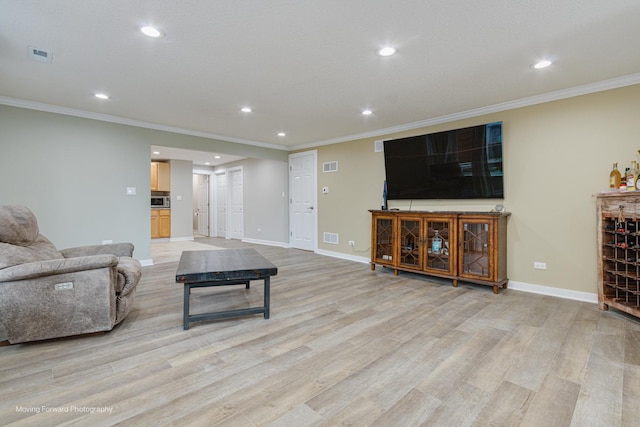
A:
277 132 286 137
377 46 397 57
214 155 221 159
140 26 163 38
241 107 252 113
153 151 160 155
533 59 552 69
362 109 373 116
205 162 211 166
94 93 110 100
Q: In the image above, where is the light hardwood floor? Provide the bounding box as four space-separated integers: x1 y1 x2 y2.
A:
2 238 640 426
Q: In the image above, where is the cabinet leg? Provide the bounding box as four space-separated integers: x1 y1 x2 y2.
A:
452 279 458 288
493 285 499 294
370 263 376 271
394 269 399 276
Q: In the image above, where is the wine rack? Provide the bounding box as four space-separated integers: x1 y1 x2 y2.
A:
597 192 640 318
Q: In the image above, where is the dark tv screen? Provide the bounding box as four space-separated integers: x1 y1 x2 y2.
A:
383 122 503 200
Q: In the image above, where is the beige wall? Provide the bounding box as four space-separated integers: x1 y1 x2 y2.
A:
315 84 640 295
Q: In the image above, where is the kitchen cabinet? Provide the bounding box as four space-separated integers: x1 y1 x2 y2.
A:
150 162 171 192
151 209 171 238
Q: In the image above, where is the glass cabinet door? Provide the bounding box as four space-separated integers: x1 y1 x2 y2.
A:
459 219 492 280
424 217 455 275
373 216 395 265
398 218 422 270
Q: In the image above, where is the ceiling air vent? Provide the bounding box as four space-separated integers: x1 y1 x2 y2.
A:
323 161 338 173
28 46 52 63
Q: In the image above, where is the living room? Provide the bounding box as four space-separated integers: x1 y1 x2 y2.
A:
2 1 640 425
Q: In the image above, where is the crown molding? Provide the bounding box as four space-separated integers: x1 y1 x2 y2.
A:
291 73 640 151
0 96 290 152
3 73 639 153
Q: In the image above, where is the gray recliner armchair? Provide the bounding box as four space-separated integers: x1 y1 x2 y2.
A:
0 205 141 344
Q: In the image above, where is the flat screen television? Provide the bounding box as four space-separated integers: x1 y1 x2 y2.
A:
383 122 503 200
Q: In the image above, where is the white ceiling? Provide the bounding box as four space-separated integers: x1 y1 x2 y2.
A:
151 145 245 167
2 0 640 158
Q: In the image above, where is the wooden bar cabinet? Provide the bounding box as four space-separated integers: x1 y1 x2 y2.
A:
370 210 510 294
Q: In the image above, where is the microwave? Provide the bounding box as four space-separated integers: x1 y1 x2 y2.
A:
151 196 170 208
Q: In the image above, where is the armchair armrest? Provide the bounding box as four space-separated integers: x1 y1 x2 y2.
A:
61 243 134 258
0 255 118 282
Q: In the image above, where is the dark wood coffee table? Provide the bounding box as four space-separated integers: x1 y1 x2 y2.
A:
175 248 278 330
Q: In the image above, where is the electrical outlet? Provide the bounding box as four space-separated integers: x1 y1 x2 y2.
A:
533 262 547 270
349 240 355 246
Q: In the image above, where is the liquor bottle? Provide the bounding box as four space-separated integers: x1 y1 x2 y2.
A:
621 168 629 191
628 163 638 191
432 230 442 255
610 162 621 189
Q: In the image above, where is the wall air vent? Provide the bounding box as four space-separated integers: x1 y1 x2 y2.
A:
374 140 385 152
28 46 52 63
323 232 339 245
323 161 338 173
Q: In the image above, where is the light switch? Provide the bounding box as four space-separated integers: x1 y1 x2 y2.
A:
322 187 329 194
126 187 136 196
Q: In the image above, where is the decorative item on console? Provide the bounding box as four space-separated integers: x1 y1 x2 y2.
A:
608 155 640 192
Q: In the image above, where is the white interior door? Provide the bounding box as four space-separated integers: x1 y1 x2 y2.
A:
194 174 209 236
289 150 317 251
228 167 244 240
215 171 227 238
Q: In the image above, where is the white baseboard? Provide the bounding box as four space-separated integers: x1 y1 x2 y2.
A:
315 248 370 265
170 236 194 242
242 237 291 248
508 280 597 303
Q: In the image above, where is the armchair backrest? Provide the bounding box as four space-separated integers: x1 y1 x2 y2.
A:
0 205 63 269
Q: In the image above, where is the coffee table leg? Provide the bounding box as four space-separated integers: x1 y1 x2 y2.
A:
264 277 270 319
183 284 190 330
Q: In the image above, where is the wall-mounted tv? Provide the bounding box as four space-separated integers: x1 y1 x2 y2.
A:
383 122 503 200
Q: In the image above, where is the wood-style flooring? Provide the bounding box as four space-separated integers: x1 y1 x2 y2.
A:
2 238 640 426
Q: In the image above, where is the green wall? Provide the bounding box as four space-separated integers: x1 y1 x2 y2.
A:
0 105 288 261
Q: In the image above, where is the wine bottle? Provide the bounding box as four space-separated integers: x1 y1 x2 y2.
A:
610 162 621 189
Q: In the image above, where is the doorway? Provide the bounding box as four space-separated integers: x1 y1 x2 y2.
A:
214 170 227 238
193 174 210 237
228 166 244 240
289 150 317 251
